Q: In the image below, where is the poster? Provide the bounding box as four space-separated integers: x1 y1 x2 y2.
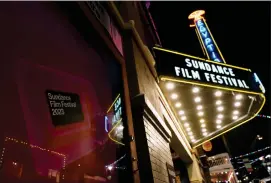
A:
46 90 84 126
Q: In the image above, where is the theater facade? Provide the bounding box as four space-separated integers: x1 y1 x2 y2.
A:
0 2 265 183
152 10 265 148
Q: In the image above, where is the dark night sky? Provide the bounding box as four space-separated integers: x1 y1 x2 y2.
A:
149 2 270 157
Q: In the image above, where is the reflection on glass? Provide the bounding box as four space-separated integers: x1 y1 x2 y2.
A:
0 4 128 181
1 78 127 183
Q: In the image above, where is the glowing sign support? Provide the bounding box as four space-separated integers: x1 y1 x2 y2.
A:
254 73 266 93
189 10 226 63
189 10 266 94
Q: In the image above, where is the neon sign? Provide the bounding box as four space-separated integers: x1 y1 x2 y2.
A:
195 19 224 63
112 97 122 125
105 116 109 132
104 94 125 145
105 94 122 132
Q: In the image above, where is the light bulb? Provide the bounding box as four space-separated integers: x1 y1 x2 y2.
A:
194 97 201 103
217 106 224 111
175 102 181 108
233 110 239 115
192 87 200 93
198 111 204 116
179 110 185 115
215 91 222 97
234 102 241 107
171 93 178 100
166 82 175 90
235 94 243 100
181 116 187 121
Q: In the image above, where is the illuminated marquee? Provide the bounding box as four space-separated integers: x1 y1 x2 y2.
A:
153 47 264 94
195 19 224 63
153 47 265 147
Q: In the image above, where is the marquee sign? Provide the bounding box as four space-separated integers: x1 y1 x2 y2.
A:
153 47 264 94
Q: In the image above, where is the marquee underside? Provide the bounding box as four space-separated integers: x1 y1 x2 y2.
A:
159 77 265 148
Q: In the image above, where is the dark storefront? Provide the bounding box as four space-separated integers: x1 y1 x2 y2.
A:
0 2 131 183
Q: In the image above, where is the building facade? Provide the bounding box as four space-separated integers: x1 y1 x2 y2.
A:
0 1 205 183
109 2 205 183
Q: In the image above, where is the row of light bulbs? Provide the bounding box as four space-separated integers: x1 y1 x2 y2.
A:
166 83 206 142
166 82 196 142
166 82 244 143
215 91 243 131
192 87 208 141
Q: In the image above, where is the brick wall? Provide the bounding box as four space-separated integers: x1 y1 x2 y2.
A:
133 40 163 118
145 118 174 183
131 39 175 183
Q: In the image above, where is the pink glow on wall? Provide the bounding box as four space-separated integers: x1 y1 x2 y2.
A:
110 23 124 56
0 2 122 182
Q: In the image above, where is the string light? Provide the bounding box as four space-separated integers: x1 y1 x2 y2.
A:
5 137 66 157
230 146 271 160
1 137 66 179
234 155 265 164
256 114 271 119
232 149 271 178
234 158 260 170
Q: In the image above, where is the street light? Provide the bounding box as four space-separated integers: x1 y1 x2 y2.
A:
256 135 263 140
